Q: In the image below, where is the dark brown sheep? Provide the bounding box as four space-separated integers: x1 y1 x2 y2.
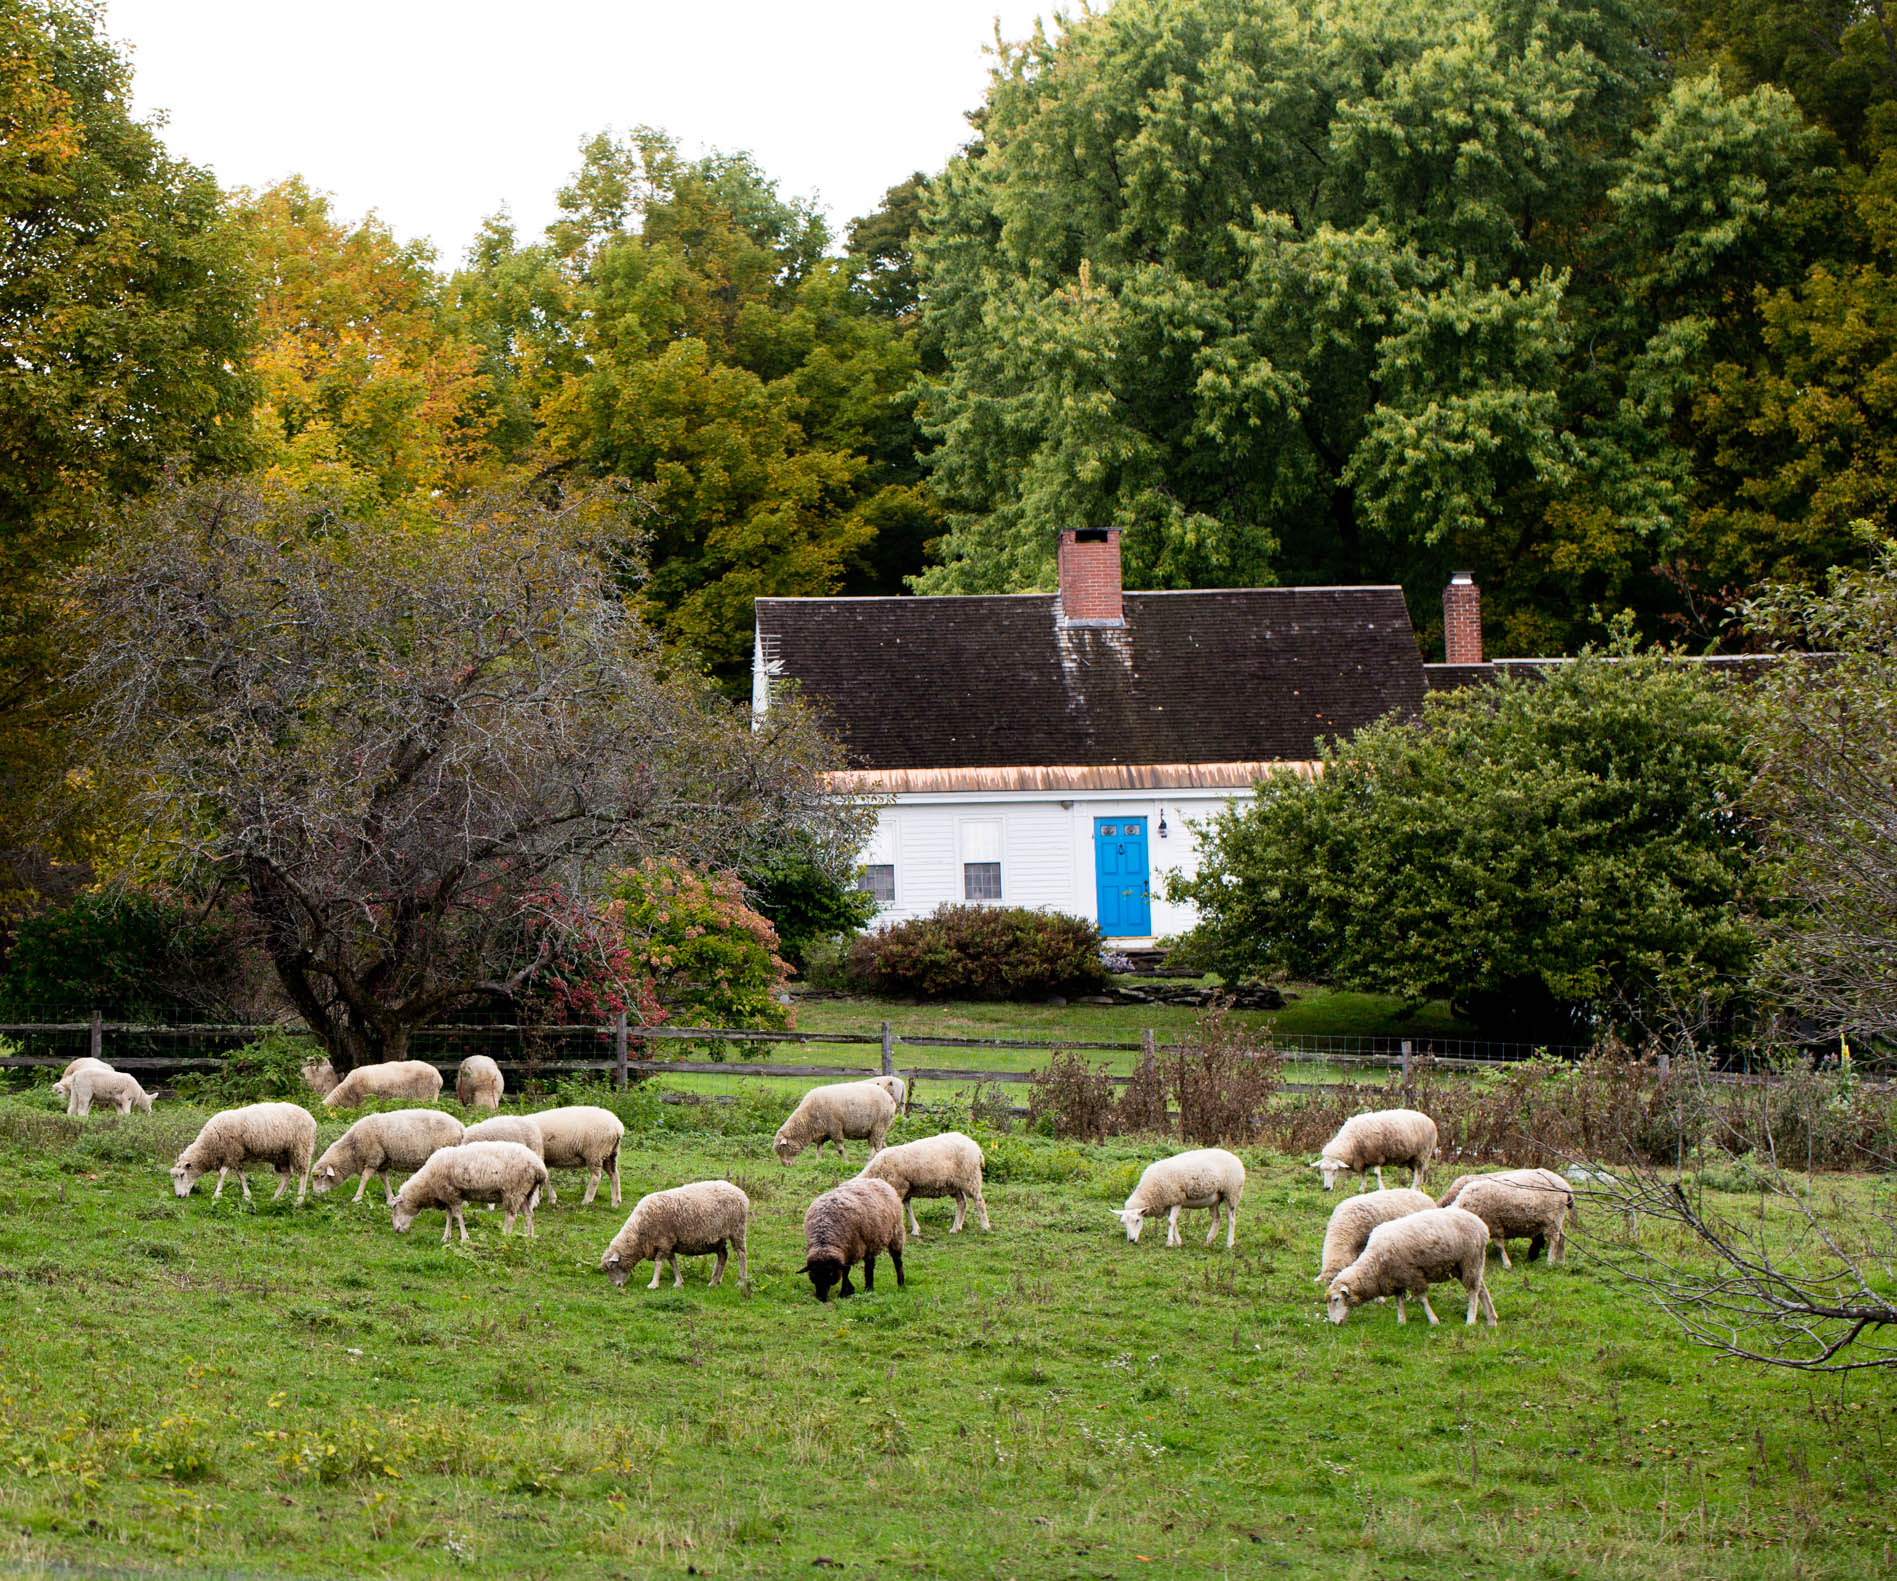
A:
798 1178 906 1302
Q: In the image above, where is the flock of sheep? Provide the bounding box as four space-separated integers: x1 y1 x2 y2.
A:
48 1052 1574 1317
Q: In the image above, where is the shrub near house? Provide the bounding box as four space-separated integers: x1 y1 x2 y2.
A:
848 905 1108 1000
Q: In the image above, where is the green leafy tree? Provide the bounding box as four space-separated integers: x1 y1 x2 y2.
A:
0 0 255 902
741 838 878 973
0 890 246 1021
1171 649 1763 1037
457 131 928 674
914 0 1844 654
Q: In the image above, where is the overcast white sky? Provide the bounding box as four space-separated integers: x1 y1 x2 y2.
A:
102 1 1057 267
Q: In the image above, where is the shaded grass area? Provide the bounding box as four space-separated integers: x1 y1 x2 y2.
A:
0 1091 1892 1579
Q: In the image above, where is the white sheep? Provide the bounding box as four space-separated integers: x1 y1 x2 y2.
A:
1310 1108 1438 1192
871 1073 908 1115
57 1056 113 1083
798 1177 906 1302
322 1059 444 1109
454 1055 504 1111
1436 1168 1575 1267
531 1105 625 1207
461 1115 544 1155
311 1110 466 1204
600 1181 750 1289
391 1140 548 1243
1325 1206 1498 1327
170 1103 318 1204
300 1059 339 1099
1111 1147 1245 1247
53 1066 154 1117
772 1080 897 1165
857 1131 989 1236
1315 1187 1437 1286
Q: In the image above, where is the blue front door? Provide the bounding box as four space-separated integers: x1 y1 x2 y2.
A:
1094 817 1151 937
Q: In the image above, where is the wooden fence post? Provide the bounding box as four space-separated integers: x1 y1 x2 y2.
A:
90 1009 102 1065
1657 1050 1670 1081
880 1020 894 1077
1401 1039 1412 1081
1141 1027 1156 1064
614 1010 628 1091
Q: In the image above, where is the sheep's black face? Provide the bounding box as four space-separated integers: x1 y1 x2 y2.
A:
803 1256 844 1302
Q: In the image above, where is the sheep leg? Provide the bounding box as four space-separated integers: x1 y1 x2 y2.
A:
672 1253 686 1288
272 1167 291 1201
543 1178 558 1208
608 1149 622 1208
455 1204 470 1243
735 1229 750 1285
296 1164 312 1205
1204 1204 1222 1246
1419 1292 1441 1326
238 1169 252 1201
1373 1165 1386 1190
501 1204 518 1236
1496 1236 1513 1271
838 1267 856 1298
890 1245 904 1288
868 1122 887 1156
382 1174 399 1208
440 1209 454 1245
948 1193 965 1234
1224 1199 1238 1248
581 1166 601 1207
910 1199 925 1237
211 1167 227 1201
1480 1280 1498 1327
862 1251 877 1293
1395 1293 1406 1324
710 1245 728 1287
520 1196 536 1237
647 1256 666 1289
1166 1205 1182 1247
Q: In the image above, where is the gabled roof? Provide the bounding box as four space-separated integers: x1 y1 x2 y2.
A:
755 587 1425 771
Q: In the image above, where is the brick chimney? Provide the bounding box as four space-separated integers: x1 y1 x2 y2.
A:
1443 571 1483 665
1057 528 1123 625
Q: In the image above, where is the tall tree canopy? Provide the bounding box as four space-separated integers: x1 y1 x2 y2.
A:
914 0 1848 654
0 0 254 903
454 131 932 680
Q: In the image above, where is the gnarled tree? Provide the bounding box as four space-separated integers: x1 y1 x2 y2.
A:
73 479 862 1070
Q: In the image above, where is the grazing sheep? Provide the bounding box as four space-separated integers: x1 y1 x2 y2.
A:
53 1066 154 1117
1111 1147 1245 1248
170 1103 318 1204
311 1110 466 1204
531 1106 625 1207
1436 1168 1575 1267
1315 1187 1436 1286
1310 1108 1438 1192
461 1115 544 1154
600 1181 750 1289
300 1059 339 1099
858 1131 988 1236
455 1055 504 1111
391 1140 547 1244
799 1177 906 1302
1326 1206 1498 1327
58 1056 113 1084
772 1080 897 1165
322 1060 444 1109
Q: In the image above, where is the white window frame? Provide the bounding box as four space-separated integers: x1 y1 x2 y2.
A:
959 817 1003 903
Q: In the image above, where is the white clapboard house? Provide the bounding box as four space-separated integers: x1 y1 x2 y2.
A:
752 529 1460 946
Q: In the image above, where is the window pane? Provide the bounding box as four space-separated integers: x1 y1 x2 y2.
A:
856 864 895 904
1124 822 1141 835
963 862 1002 901
1098 824 1118 836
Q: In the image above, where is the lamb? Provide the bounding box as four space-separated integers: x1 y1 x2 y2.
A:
53 1066 154 1117
857 1131 989 1236
1110 1147 1245 1247
871 1073 908 1115
1436 1168 1575 1267
798 1177 906 1302
454 1054 504 1111
170 1102 318 1204
322 1059 444 1109
310 1110 466 1204
390 1140 548 1243
1315 1187 1436 1286
772 1079 897 1165
600 1181 750 1289
1310 1108 1438 1192
300 1059 339 1099
531 1105 625 1207
1325 1206 1498 1327
461 1116 549 1208
58 1056 112 1083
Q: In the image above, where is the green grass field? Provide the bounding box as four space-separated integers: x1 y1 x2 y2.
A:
1 1088 1891 1580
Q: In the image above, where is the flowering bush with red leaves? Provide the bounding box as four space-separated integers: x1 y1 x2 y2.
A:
604 860 793 1032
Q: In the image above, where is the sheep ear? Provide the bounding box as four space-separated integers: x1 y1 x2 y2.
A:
795 1260 812 1275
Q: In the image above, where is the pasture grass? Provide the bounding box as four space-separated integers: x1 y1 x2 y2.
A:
0 1089 1891 1580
